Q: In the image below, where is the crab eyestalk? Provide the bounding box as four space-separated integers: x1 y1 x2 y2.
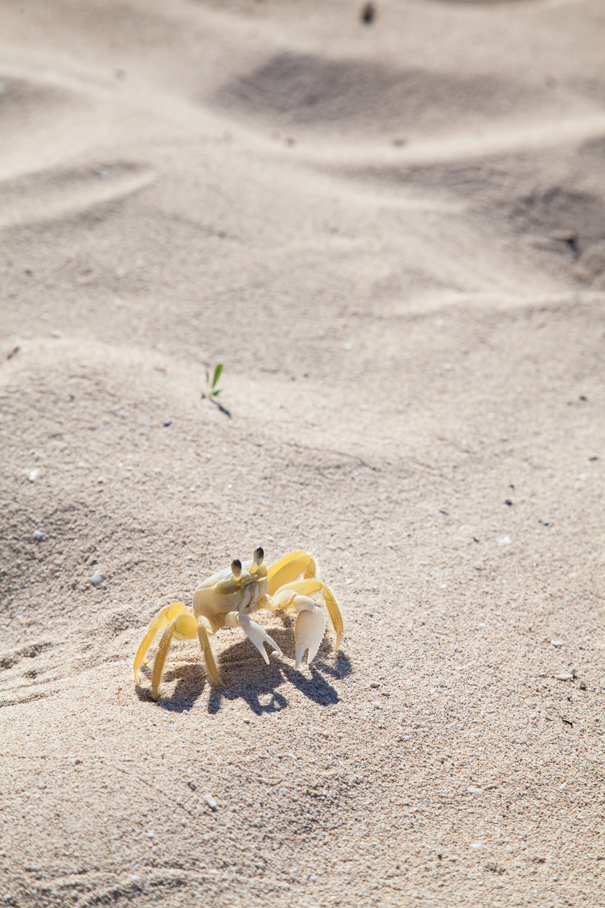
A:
252 546 267 582
231 559 242 577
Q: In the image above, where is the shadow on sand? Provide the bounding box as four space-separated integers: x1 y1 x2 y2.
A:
135 622 352 715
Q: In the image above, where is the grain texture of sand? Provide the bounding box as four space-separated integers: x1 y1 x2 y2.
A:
1 1 605 906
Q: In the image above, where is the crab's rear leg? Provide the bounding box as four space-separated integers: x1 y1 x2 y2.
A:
267 551 317 596
151 611 200 701
272 579 343 652
133 602 188 683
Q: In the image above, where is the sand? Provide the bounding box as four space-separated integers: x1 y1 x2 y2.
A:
1 0 605 905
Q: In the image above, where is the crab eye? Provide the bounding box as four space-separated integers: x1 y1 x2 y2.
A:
231 559 242 577
254 547 264 564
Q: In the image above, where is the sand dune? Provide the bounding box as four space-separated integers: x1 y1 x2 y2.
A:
0 161 157 229
1 1 605 906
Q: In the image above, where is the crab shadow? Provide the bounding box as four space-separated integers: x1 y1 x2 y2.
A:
135 660 208 712
136 620 352 715
208 626 352 717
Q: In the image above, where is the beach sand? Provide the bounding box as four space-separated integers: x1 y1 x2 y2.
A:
1 1 605 905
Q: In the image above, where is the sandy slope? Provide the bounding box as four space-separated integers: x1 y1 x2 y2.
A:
1 1 605 905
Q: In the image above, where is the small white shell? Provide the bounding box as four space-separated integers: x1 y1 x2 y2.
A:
204 794 218 811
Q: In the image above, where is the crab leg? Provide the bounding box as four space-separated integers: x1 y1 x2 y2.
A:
272 579 343 652
133 602 188 683
151 625 176 700
225 611 282 664
197 621 223 686
267 551 317 596
150 611 199 700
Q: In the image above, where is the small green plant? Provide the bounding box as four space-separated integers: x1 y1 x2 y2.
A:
202 363 223 399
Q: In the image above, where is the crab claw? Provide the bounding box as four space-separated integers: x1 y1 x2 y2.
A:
294 604 326 669
238 614 282 664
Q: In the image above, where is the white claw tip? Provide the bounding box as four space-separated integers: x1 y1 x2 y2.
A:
295 642 306 669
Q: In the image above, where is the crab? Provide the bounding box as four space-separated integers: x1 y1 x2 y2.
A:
133 548 344 700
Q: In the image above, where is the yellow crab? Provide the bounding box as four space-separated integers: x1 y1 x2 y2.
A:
133 548 344 700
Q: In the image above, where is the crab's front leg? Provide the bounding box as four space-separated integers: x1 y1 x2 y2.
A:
225 610 282 664
269 591 327 668
197 620 223 687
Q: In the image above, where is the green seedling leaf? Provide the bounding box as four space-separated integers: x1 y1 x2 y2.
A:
212 364 223 388
202 363 224 399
